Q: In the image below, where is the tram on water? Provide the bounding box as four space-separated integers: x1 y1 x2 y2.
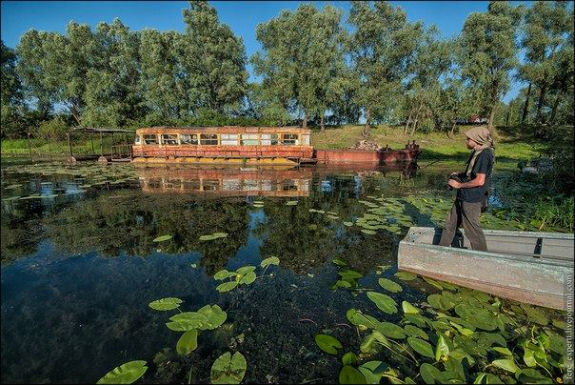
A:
132 126 314 165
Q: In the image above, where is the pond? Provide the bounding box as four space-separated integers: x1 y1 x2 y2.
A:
1 162 570 384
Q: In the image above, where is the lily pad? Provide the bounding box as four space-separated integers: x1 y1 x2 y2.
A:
408 337 434 359
376 322 406 339
217 281 239 293
152 235 172 243
366 292 397 315
339 365 367 384
378 278 403 293
148 297 183 311
402 301 420 315
286 200 298 206
176 329 198 356
315 334 343 355
395 271 418 281
260 256 280 268
97 360 148 384
210 351 247 384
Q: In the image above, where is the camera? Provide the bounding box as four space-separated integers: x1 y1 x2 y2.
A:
447 174 463 190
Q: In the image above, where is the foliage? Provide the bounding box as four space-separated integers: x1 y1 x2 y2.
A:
37 116 69 141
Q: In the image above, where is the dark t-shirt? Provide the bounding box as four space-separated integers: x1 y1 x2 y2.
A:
457 149 494 203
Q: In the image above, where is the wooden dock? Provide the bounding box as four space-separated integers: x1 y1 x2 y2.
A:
398 227 574 310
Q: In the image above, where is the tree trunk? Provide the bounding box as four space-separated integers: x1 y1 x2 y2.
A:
549 87 563 124
320 113 325 131
505 105 511 127
404 110 413 135
535 84 547 125
363 107 371 137
521 82 532 125
488 103 499 138
302 111 307 129
410 103 423 136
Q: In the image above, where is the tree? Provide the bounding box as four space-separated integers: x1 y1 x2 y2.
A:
348 1 422 136
519 1 573 133
252 4 345 129
458 1 522 134
1 41 26 138
83 19 144 127
182 1 247 115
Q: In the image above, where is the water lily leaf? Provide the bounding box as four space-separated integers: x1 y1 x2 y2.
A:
342 352 358 366
376 322 406 339
435 334 451 362
367 292 397 315
520 303 549 326
214 270 236 280
361 229 377 235
492 347 512 356
210 351 247 384
152 235 172 242
212 232 228 238
515 369 552 384
358 361 389 384
285 200 298 206
332 257 348 267
176 329 198 356
346 309 381 330
395 271 418 281
97 360 148 384
408 337 434 359
148 297 183 311
423 277 444 290
544 331 566 355
404 325 429 340
196 305 227 329
339 269 363 280
491 359 518 373
167 312 209 331
217 281 238 293
236 266 256 275
360 331 389 354
239 271 256 285
315 334 343 355
402 301 420 314
404 314 430 328
455 304 497 331
420 363 443 384
339 365 367 384
378 278 403 293
343 221 354 227
260 256 280 268
523 347 537 367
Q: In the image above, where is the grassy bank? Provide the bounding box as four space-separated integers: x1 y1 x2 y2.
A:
310 124 547 168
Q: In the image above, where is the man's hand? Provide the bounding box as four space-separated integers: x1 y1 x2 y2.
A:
448 179 461 189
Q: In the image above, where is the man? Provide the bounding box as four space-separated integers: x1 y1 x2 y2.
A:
438 125 495 251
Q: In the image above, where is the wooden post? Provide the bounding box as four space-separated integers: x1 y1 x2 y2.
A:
100 131 104 156
90 132 95 155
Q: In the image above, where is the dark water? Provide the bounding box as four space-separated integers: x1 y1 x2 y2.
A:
0 163 568 384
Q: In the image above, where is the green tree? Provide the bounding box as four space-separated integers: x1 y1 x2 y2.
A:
83 19 144 127
519 1 573 132
458 1 522 134
348 1 422 136
182 1 247 115
253 4 346 129
1 41 26 138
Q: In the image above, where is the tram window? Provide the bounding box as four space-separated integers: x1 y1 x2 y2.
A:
260 134 278 145
161 134 179 145
221 134 239 146
180 134 198 145
282 134 298 145
134 136 141 145
200 134 219 145
143 134 158 145
203 179 220 191
241 134 259 146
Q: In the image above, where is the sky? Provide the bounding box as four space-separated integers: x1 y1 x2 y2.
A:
1 1 529 103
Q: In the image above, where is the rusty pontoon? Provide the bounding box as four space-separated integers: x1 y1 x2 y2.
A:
398 227 574 310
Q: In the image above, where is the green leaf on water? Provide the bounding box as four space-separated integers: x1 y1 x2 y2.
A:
285 200 298 206
148 297 183 311
404 325 429 340
420 363 443 384
408 337 434 359
97 360 148 384
361 229 377 235
339 365 367 384
402 301 420 315
236 266 256 275
315 334 343 355
210 351 247 384
491 358 518 373
239 271 256 285
260 256 280 268
378 278 403 293
376 322 406 339
216 281 239 293
176 329 198 356
435 334 451 362
395 271 418 281
515 368 552 384
366 292 397 315
196 305 227 329
332 258 348 267
341 352 358 366
214 270 236 280
153 235 172 243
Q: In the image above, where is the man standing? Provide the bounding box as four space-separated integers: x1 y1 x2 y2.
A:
439 126 495 251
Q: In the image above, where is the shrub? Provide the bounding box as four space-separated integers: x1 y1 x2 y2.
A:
37 117 69 141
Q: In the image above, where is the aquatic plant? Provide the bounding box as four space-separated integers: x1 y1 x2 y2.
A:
97 360 148 384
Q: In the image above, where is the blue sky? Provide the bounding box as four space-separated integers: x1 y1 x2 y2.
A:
1 1 529 102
